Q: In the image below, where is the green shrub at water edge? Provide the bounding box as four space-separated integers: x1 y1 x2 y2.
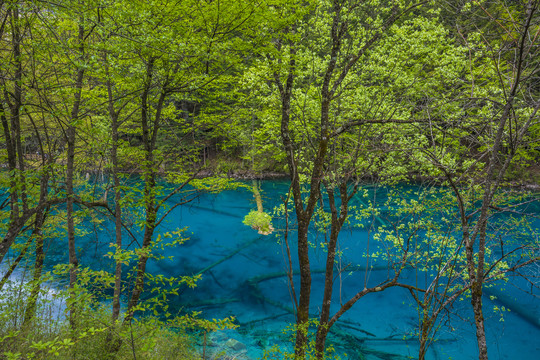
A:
0 273 201 360
0 303 199 360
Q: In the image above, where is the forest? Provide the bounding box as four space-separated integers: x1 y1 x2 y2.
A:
0 0 539 359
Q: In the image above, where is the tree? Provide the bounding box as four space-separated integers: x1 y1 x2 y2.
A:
413 1 540 358
98 0 268 324
243 0 474 357
0 0 265 337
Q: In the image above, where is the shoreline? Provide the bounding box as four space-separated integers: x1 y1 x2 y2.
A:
7 162 539 191
194 169 540 191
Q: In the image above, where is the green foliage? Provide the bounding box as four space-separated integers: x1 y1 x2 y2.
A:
183 312 238 333
1 309 199 360
1 1 539 360
262 319 342 360
0 272 203 360
167 172 247 193
243 210 274 234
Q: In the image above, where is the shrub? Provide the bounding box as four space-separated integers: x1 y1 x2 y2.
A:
243 210 273 234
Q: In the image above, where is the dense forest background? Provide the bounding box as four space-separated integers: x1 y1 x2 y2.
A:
1 0 539 359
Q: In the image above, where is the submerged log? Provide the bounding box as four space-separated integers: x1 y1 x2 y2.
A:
252 180 264 213
240 312 291 328
247 180 274 235
248 264 390 286
361 348 410 360
183 297 240 309
334 321 376 337
185 204 240 218
194 237 261 276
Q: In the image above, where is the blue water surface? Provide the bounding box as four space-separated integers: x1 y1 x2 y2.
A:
16 180 540 359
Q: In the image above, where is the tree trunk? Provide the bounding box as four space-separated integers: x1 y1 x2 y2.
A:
10 4 28 213
295 220 312 357
106 69 124 323
111 146 123 323
23 207 47 325
124 59 162 324
315 184 351 359
418 306 432 360
0 4 23 266
471 281 488 360
23 169 50 324
67 22 86 329
252 180 263 213
66 124 78 329
274 2 424 357
272 33 314 358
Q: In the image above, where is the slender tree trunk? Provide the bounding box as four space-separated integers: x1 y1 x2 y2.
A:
124 59 163 324
276 54 316 357
100 53 127 354
67 22 86 329
471 279 488 359
252 180 263 213
106 71 124 323
0 17 51 266
315 184 350 359
111 134 123 322
23 206 47 325
295 221 312 357
418 305 433 360
466 4 540 357
273 34 314 357
314 240 337 356
274 2 425 357
0 104 18 218
23 167 50 324
66 126 78 329
0 5 22 266
124 198 156 324
10 4 28 213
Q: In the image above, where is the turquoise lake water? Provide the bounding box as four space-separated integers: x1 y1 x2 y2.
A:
6 180 539 359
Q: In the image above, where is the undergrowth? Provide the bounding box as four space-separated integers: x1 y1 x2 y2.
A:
0 276 200 360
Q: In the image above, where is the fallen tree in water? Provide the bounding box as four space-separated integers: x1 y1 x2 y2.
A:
243 180 274 235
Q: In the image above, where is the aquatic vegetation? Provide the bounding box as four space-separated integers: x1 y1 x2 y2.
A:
243 210 274 235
